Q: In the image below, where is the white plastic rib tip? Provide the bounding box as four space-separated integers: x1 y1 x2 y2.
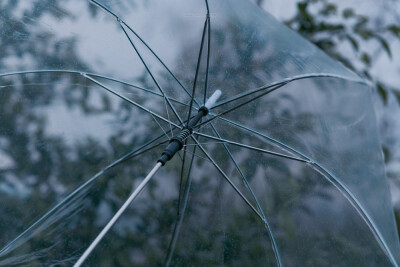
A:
204 89 222 109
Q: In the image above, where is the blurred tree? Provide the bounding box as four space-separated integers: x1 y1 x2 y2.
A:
255 0 400 102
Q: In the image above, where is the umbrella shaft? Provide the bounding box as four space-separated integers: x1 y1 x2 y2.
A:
73 162 162 267
187 107 207 128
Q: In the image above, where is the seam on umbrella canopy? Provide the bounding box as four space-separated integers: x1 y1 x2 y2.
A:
185 15 208 125
88 0 197 104
189 136 264 220
208 122 282 267
0 70 191 109
165 144 197 267
117 21 184 127
211 72 368 110
0 70 365 109
193 132 308 163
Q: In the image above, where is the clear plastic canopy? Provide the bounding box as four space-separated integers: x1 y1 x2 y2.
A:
0 0 399 266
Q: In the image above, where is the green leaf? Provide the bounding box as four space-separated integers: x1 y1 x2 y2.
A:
377 36 392 58
361 52 371 66
298 2 308 16
374 34 392 58
318 22 344 32
342 8 354 19
362 70 372 79
298 2 313 23
355 28 374 40
345 34 359 51
388 25 400 38
355 15 368 27
314 39 335 51
377 83 388 105
321 3 337 16
393 90 400 105
382 145 390 163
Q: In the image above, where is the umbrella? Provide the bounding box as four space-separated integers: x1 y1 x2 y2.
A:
0 0 399 266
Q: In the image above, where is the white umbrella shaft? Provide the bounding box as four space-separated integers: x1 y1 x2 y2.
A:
73 162 162 267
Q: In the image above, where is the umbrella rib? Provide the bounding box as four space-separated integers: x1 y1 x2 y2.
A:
82 73 189 111
0 133 169 257
309 163 399 266
184 141 232 146
213 116 310 161
83 74 181 129
165 144 198 267
152 116 171 141
208 119 399 266
0 70 153 94
193 132 308 163
168 125 205 261
190 136 266 223
0 69 365 111
89 0 197 122
0 69 184 139
211 73 367 110
88 1 200 105
204 0 211 103
182 147 212 163
212 82 287 110
176 140 188 216
186 17 208 125
83 73 189 110
118 23 184 127
163 97 174 138
198 118 398 265
194 83 286 130
0 69 192 110
122 20 200 106
85 73 177 142
209 123 282 267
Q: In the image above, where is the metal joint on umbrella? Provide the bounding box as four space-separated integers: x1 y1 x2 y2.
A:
158 90 221 165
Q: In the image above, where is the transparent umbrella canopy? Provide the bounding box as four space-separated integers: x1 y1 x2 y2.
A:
0 0 399 266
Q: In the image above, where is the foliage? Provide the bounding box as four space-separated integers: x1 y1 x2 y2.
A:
283 0 400 104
